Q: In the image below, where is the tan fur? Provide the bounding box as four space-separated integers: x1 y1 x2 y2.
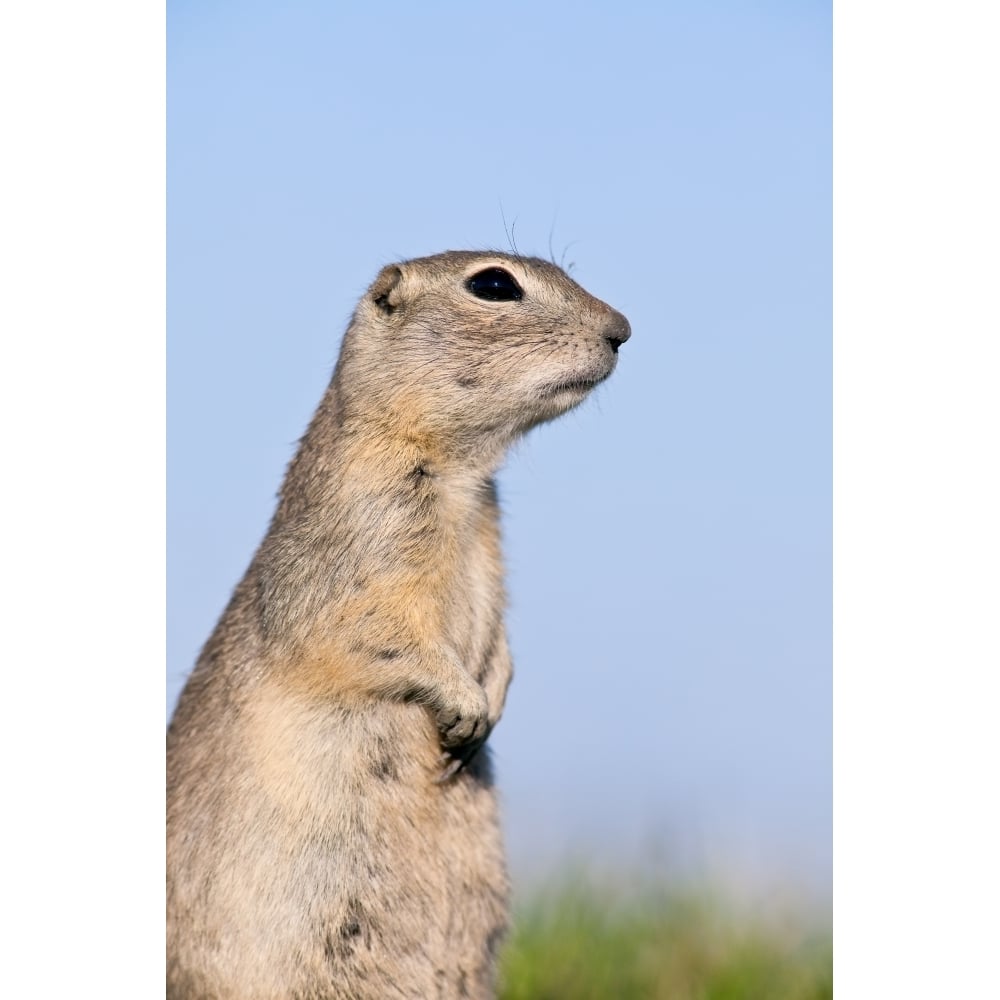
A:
167 250 630 999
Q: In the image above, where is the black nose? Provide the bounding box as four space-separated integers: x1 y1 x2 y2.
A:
604 311 631 354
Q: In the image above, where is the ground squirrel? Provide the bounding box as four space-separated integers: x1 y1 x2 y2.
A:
167 250 630 998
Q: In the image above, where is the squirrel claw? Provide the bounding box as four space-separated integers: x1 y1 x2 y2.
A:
435 738 487 783
435 755 466 783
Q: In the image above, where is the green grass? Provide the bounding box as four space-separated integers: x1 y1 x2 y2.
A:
498 876 831 1000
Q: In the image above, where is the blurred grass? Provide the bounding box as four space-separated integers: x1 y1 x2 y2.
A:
498 875 831 1000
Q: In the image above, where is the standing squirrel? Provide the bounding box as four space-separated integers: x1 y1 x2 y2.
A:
167 250 630 998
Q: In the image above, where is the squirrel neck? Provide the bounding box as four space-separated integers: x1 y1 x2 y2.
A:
271 383 503 536
253 383 503 650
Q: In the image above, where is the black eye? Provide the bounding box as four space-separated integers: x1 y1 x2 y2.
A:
466 268 523 302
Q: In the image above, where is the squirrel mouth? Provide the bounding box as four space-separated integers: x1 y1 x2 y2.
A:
541 371 610 397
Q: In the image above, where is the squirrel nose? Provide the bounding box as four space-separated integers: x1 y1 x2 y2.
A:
603 311 631 354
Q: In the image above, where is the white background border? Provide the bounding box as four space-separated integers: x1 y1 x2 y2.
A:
835 0 999 995
1 1 164 993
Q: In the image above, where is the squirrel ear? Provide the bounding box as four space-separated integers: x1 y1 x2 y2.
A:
369 264 404 315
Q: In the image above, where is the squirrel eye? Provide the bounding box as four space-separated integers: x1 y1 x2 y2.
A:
466 268 524 302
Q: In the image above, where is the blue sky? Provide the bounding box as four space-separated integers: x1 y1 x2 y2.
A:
168 0 831 895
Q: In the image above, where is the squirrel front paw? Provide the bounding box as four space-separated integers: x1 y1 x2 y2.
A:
433 681 490 781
